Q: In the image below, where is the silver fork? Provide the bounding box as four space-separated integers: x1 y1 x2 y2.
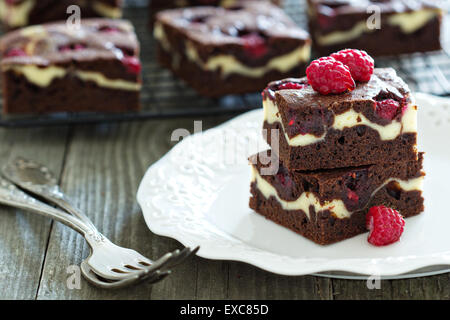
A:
0 157 199 289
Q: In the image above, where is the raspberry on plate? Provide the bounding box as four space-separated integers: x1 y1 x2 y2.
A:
366 205 405 246
306 57 355 95
331 49 374 82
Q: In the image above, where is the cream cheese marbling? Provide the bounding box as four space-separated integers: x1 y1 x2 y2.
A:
251 166 424 219
92 1 122 18
3 65 141 91
154 23 311 78
315 9 442 46
185 41 311 78
0 0 35 27
263 98 417 147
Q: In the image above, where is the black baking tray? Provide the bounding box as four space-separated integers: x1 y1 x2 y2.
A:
0 0 449 127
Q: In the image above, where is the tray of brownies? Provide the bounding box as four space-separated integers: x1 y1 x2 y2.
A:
0 0 448 127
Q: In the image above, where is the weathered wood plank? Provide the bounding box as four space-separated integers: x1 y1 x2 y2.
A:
388 274 450 300
0 127 69 300
331 274 450 300
331 278 392 300
227 261 332 300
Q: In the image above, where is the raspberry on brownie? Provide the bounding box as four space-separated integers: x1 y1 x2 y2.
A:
0 18 142 114
0 0 123 29
249 150 424 245
263 68 418 170
153 2 311 97
307 0 444 56
306 56 355 94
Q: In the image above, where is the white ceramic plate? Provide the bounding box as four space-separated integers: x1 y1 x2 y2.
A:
137 93 450 279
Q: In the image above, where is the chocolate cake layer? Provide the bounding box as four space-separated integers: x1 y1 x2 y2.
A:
307 0 443 56
154 3 311 97
263 68 418 170
0 19 141 114
0 0 123 29
2 72 139 114
249 150 425 245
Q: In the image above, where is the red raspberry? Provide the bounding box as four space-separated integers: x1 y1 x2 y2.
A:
278 82 308 90
121 56 141 74
306 57 355 95
347 189 359 202
98 25 121 33
375 99 400 120
4 48 27 57
366 206 405 246
331 49 374 82
241 33 268 58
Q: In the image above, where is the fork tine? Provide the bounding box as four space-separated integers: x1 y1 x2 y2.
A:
146 270 171 284
141 269 172 284
80 247 199 288
111 247 193 281
174 246 199 265
81 261 170 289
85 252 171 282
140 246 199 273
133 254 153 266
157 246 199 271
110 266 133 275
86 246 198 283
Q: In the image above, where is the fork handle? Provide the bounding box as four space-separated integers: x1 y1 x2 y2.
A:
2 157 99 232
42 192 98 231
0 178 92 235
17 187 106 244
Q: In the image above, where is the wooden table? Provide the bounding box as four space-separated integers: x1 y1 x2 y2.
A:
0 116 448 300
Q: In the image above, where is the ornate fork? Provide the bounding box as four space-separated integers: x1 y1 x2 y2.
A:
0 158 199 288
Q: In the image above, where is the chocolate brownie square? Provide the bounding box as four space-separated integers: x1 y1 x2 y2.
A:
0 0 123 29
0 18 141 114
154 2 311 97
150 0 282 17
249 150 425 245
307 0 443 56
263 68 418 170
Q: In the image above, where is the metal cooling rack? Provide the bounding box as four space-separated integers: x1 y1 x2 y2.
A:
0 0 449 127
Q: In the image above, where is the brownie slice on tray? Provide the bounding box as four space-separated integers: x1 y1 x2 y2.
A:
307 0 444 56
154 2 311 97
151 0 282 12
0 0 123 29
263 68 418 170
0 18 141 114
249 150 425 245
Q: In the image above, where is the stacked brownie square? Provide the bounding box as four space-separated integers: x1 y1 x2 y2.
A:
150 0 282 20
249 67 425 245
